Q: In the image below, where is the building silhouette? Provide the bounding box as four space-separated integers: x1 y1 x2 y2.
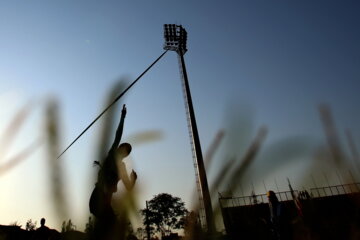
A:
220 182 360 239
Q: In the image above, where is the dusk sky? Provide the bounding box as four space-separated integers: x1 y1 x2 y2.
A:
0 0 359 231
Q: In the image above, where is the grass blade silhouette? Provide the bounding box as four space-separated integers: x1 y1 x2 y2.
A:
0 102 33 161
226 126 268 192
0 138 42 176
96 80 128 163
204 130 225 171
45 99 69 223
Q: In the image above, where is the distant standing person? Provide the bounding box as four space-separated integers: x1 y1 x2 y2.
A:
267 191 292 240
35 218 50 240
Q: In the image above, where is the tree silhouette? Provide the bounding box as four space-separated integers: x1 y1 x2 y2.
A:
61 219 76 232
141 193 188 237
25 219 37 231
135 227 146 240
84 216 94 234
9 221 21 227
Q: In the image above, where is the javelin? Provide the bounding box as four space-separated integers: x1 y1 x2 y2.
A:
57 50 168 159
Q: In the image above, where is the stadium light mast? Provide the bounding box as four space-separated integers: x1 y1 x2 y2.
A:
163 24 215 234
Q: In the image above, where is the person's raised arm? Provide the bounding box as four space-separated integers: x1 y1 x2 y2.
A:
110 104 127 151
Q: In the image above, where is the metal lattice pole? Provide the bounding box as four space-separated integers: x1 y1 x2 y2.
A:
163 24 215 233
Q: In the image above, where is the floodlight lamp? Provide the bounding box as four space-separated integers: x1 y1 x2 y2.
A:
163 24 188 53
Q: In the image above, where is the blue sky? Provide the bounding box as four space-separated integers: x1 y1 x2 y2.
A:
0 0 359 231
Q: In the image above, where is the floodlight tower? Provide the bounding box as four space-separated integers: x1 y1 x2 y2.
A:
163 24 215 233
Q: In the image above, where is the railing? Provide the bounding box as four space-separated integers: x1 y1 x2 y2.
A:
310 183 360 198
219 190 297 208
219 183 360 208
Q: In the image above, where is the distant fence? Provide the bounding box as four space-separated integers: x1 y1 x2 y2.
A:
219 183 360 208
310 183 360 198
219 190 297 208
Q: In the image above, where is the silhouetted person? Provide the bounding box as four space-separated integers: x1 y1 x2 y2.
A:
35 218 50 240
89 105 137 240
267 191 292 240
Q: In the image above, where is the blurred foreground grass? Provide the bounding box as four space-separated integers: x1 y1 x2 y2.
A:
0 82 359 240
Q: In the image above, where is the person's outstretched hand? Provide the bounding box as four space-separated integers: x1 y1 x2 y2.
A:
130 170 137 183
122 104 127 116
